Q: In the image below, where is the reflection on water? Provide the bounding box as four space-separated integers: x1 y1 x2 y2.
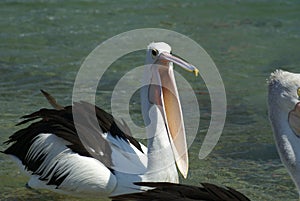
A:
1 0 300 200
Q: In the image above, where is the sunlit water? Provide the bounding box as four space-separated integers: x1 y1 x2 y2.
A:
0 0 300 200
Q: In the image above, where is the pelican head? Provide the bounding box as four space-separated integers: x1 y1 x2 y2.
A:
145 42 199 76
141 42 198 179
268 69 300 194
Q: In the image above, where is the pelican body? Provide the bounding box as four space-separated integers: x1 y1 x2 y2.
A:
2 42 199 197
268 69 300 196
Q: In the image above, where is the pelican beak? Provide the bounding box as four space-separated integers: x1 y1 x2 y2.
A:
289 102 300 136
149 52 198 178
158 52 199 76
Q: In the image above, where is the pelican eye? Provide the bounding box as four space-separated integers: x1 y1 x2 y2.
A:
151 49 159 58
297 87 300 99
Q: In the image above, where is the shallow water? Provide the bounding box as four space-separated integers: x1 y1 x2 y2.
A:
0 0 300 200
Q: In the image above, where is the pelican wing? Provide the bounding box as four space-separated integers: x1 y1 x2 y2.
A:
5 101 144 164
72 101 144 154
111 182 251 201
3 93 147 193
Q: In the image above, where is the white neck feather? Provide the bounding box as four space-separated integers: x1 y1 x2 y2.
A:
140 73 178 182
269 102 300 195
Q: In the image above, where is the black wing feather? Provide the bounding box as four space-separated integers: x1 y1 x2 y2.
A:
3 91 144 187
111 182 251 201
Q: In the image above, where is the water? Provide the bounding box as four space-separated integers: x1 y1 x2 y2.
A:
0 0 300 200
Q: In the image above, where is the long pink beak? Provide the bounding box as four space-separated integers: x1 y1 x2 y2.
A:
149 51 199 178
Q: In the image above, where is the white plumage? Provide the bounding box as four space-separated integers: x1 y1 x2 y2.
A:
268 69 300 195
25 134 117 197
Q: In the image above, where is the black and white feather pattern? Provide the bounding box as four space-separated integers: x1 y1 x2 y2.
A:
2 94 145 196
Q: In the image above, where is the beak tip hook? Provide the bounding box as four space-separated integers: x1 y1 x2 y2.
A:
194 69 199 77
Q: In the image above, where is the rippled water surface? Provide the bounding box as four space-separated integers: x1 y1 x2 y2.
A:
1 0 300 200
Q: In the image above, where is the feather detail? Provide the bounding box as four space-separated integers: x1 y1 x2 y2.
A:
40 89 64 110
111 182 251 201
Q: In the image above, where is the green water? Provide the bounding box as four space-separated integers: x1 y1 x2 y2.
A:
1 0 300 200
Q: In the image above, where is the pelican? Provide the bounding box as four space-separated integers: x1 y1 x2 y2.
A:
110 69 300 201
268 69 300 196
2 42 199 197
111 182 251 201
